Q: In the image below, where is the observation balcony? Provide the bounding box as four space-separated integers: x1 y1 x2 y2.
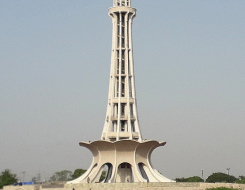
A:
132 132 139 139
111 115 127 120
111 98 135 103
113 0 131 7
109 7 136 15
107 132 139 139
108 132 117 139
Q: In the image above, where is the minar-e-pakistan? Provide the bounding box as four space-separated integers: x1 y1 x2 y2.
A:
67 0 174 184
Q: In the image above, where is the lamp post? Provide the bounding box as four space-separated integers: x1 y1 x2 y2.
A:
227 168 230 175
201 169 204 181
22 171 26 182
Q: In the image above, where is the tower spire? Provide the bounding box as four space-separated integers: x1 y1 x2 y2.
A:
101 0 142 142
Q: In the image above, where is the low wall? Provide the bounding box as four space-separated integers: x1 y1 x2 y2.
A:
4 182 245 190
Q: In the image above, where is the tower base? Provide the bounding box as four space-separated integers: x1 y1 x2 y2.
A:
67 140 174 184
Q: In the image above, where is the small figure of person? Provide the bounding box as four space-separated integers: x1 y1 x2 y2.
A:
87 177 90 183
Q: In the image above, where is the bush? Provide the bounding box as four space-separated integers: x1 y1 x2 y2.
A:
206 188 240 190
235 176 245 184
176 176 204 182
206 172 237 183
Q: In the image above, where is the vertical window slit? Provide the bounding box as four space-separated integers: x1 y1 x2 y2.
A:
116 77 119 97
121 77 125 97
131 122 135 132
129 77 132 97
121 103 126 117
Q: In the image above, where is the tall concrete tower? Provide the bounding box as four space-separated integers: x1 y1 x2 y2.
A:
101 0 142 142
66 0 174 184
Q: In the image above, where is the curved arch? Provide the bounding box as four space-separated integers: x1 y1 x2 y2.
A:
148 141 166 169
117 162 133 183
138 162 149 182
103 163 113 183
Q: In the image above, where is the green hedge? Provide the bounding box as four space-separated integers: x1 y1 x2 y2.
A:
206 188 240 190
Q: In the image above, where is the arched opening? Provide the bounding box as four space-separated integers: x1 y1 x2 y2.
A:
99 163 113 183
116 162 133 183
138 163 149 182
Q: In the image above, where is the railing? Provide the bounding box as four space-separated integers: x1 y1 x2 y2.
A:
110 115 136 120
111 115 127 120
130 115 136 120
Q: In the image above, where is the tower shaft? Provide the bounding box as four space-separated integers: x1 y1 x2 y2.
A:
101 1 142 142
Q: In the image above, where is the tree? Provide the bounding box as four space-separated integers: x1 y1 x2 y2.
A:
206 172 237 183
235 175 245 184
71 169 106 182
50 170 72 181
239 175 245 180
176 176 204 182
176 177 188 182
0 169 18 189
239 176 245 180
31 177 37 184
71 169 86 180
186 176 204 182
99 171 106 182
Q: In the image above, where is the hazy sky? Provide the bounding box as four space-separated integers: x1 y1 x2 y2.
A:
1 0 245 181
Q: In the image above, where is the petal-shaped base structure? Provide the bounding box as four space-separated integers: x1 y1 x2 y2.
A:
66 140 174 184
